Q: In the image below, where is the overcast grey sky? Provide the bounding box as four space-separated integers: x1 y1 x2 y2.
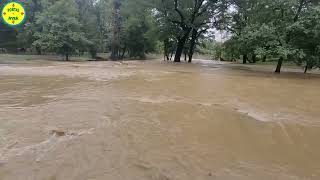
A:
214 29 231 43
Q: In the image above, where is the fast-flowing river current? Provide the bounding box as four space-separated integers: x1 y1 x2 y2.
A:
0 59 319 180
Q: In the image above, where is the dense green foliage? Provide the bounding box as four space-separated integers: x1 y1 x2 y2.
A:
0 0 159 59
0 0 319 73
33 0 90 60
221 0 320 73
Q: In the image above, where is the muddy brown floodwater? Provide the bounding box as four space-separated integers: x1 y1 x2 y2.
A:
0 60 320 180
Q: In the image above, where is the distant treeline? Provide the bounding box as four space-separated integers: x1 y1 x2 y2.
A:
0 0 319 73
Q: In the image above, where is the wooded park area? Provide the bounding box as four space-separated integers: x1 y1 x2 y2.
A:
0 0 319 73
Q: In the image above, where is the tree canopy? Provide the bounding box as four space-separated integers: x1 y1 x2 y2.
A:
0 0 319 73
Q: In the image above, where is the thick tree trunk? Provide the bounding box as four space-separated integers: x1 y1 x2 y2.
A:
164 39 169 61
111 0 121 61
188 29 198 63
304 60 311 74
174 42 184 62
164 53 169 61
263 55 267 62
66 53 69 61
188 43 195 63
188 52 193 63
275 57 284 73
121 45 126 59
304 65 308 74
174 30 191 62
243 54 248 64
252 54 256 63
184 52 187 61
170 51 174 61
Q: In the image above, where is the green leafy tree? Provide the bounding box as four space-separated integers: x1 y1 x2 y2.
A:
15 0 52 54
107 0 160 59
110 0 122 60
76 0 102 58
289 5 320 73
124 16 149 58
32 0 90 60
155 0 226 62
224 0 319 73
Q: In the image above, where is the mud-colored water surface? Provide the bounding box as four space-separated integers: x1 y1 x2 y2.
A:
0 60 320 180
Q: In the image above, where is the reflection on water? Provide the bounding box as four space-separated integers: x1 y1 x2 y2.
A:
0 60 319 180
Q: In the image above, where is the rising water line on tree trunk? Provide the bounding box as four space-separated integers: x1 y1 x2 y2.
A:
275 57 284 73
174 30 191 62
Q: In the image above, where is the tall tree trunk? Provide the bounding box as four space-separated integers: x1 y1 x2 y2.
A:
121 44 126 59
111 0 121 61
184 52 187 61
164 39 170 61
174 30 191 62
275 57 284 73
188 28 198 63
170 51 174 61
243 54 248 64
188 43 195 63
262 55 267 62
304 60 311 74
304 65 308 74
66 53 69 61
252 54 256 63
